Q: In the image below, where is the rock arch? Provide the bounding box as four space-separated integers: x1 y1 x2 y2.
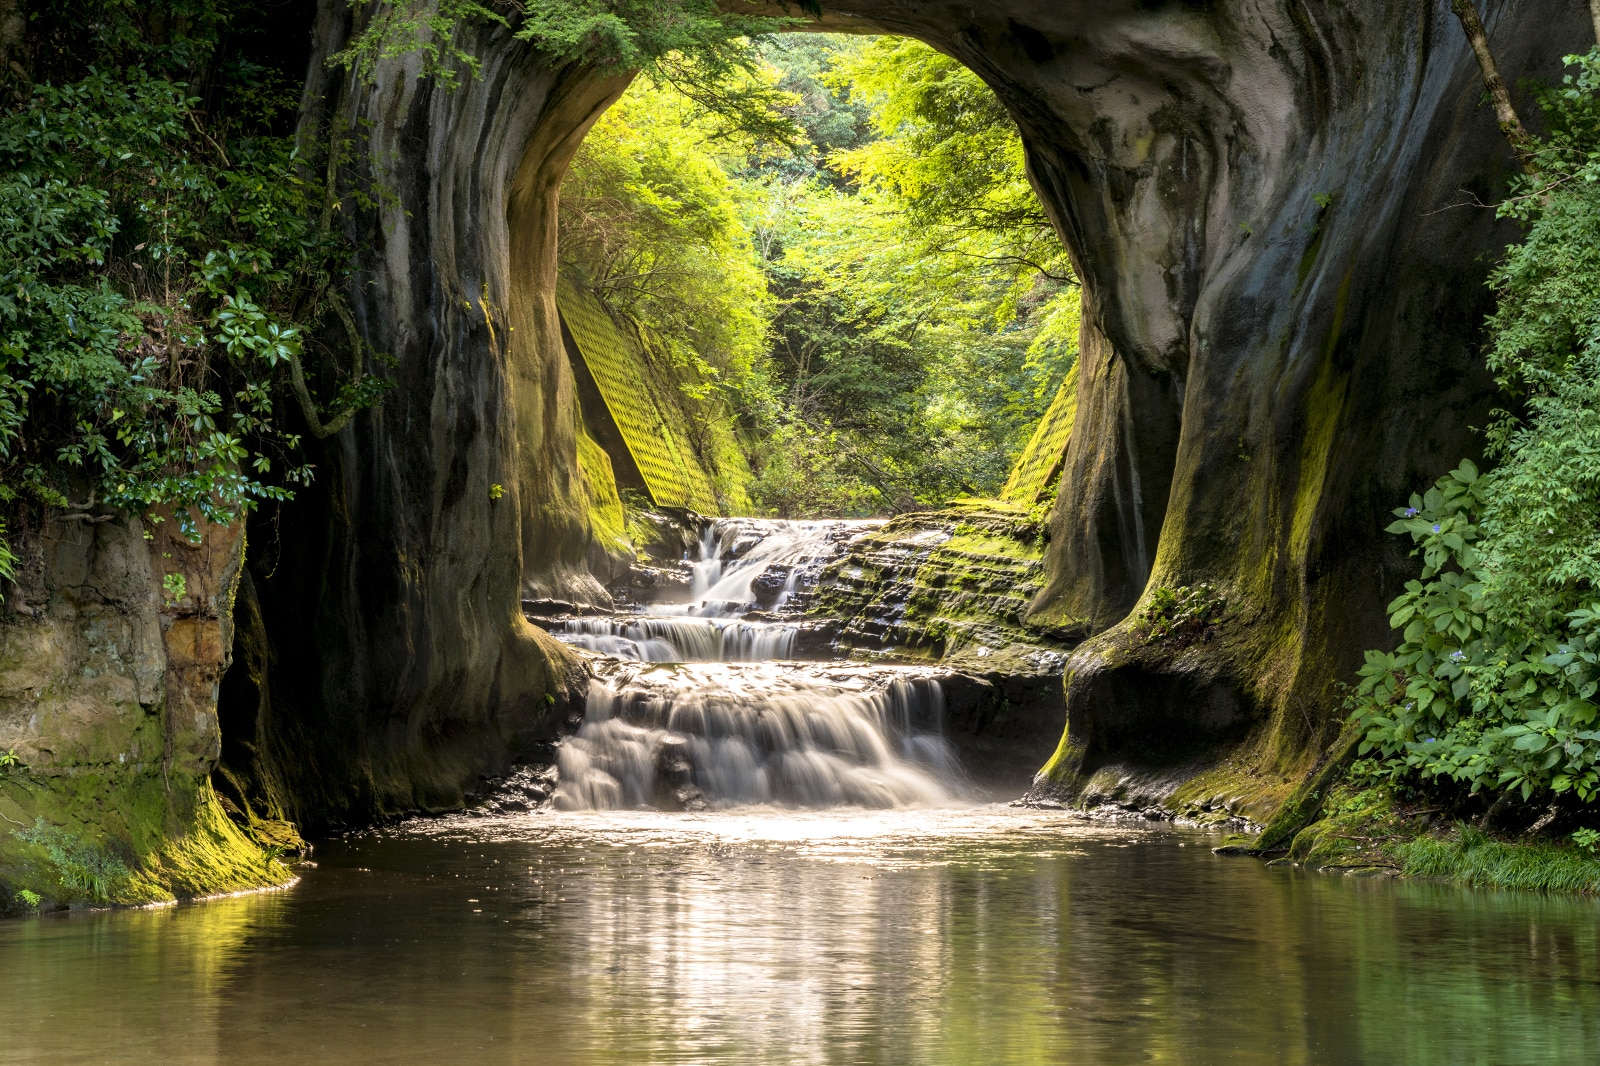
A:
227 0 1584 826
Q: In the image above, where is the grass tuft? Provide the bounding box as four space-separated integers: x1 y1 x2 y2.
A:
1394 827 1600 895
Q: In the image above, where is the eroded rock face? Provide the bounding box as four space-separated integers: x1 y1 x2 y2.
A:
222 6 595 832
0 515 284 909
799 0 1586 803
224 0 1584 831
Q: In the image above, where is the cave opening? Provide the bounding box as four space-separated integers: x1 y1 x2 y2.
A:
515 37 1088 796
552 33 1082 522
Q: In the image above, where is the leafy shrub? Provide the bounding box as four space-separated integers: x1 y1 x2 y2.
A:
15 820 131 903
1134 584 1226 647
1351 49 1600 807
0 44 384 562
1351 462 1600 800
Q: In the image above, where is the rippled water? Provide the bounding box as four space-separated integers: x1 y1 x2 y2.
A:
4 806 1599 1065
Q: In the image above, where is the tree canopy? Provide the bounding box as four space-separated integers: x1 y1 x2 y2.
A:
559 33 1079 516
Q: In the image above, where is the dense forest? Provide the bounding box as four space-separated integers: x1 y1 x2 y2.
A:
557 34 1078 515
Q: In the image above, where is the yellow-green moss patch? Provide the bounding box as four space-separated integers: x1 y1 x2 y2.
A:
1001 364 1078 506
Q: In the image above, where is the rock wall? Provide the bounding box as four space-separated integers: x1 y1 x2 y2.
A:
794 0 1588 809
0 515 285 912
219 5 597 833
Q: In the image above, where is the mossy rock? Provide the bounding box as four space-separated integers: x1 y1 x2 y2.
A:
2 773 290 909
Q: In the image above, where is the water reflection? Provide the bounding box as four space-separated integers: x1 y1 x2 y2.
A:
1 807 1598 1065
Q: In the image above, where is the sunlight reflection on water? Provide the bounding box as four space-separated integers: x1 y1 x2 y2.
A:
3 805 1599 1065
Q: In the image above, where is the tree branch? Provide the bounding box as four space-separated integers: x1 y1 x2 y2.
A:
1449 0 1541 176
288 113 375 440
289 294 367 439
922 243 1077 283
1593 0 1600 49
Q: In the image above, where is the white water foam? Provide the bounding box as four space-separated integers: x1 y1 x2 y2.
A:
554 661 964 811
558 518 880 662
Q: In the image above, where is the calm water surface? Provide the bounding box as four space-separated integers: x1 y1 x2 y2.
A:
2 806 1598 1065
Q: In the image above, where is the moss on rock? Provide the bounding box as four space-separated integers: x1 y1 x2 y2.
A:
2 514 289 914
807 500 1066 672
1264 781 1600 893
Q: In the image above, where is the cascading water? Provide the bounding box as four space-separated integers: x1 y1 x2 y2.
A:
554 661 962 811
559 617 802 662
555 519 878 663
544 518 969 811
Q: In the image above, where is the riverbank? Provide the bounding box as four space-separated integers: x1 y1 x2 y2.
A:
1217 781 1600 895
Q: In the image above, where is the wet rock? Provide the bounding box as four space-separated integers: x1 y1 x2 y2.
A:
722 533 765 561
471 765 558 813
652 734 696 810
628 565 691 592
522 598 613 620
630 509 704 564
750 565 791 607
1212 834 1259 856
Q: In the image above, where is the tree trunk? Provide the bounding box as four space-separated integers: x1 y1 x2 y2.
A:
1450 0 1541 174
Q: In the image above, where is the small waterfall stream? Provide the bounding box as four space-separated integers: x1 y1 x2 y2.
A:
557 518 876 663
547 519 966 811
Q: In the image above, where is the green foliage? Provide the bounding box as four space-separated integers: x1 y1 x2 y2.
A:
557 34 1079 517
745 421 883 517
1352 50 1600 809
1350 467 1600 802
0 520 14 599
0 16 384 564
17 888 41 908
561 79 772 399
0 748 21 770
1134 584 1226 646
1573 827 1600 854
15 819 132 903
510 0 791 72
335 0 512 87
749 37 1078 514
162 572 188 604
827 37 1059 268
1394 826 1600 894
337 0 806 146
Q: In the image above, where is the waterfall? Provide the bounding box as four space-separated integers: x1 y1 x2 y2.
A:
684 518 864 610
560 617 800 662
548 517 967 811
554 662 963 811
556 518 880 661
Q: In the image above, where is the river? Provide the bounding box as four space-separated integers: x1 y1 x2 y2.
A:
2 807 1599 1064
3 520 1598 1064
